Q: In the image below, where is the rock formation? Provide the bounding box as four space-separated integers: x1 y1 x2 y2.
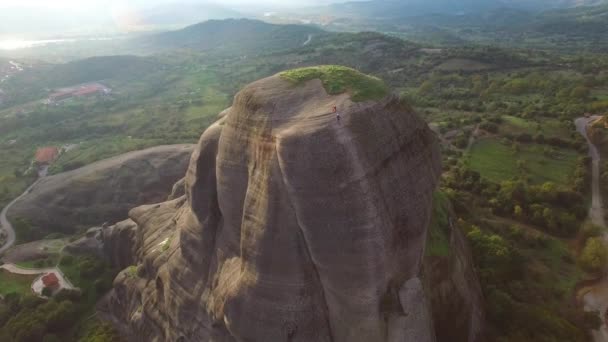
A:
100 70 482 341
8 145 194 237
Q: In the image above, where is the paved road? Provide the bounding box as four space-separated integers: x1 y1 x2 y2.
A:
0 179 42 254
576 116 608 342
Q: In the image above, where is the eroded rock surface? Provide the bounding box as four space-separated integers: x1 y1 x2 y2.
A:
103 74 446 341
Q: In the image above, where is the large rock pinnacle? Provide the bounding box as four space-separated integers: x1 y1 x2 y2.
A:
102 70 443 342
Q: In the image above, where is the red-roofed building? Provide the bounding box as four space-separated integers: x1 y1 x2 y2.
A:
73 84 103 97
42 273 59 290
49 90 74 102
35 146 59 165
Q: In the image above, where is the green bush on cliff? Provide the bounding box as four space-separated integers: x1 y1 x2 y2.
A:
426 191 451 257
280 65 389 102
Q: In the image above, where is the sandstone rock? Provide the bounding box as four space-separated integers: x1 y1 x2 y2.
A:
104 72 446 341
423 197 485 342
8 144 194 238
168 178 186 200
63 226 105 258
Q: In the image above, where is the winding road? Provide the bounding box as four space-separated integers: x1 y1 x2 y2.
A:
576 116 608 342
576 117 606 227
0 178 41 254
303 34 313 46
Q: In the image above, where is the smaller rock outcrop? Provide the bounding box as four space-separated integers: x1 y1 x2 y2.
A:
8 144 194 237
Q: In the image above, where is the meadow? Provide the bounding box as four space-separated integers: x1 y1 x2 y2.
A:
468 138 579 185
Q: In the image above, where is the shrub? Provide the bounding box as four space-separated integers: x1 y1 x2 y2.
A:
579 237 608 274
42 287 53 297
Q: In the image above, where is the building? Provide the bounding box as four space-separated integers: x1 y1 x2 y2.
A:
35 146 59 165
48 83 111 103
49 90 73 102
73 84 104 97
41 273 60 292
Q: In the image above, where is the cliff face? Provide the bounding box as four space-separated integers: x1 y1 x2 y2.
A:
423 195 485 342
102 73 453 341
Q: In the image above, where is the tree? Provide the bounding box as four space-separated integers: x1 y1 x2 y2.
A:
579 237 608 274
511 142 520 153
570 85 590 99
41 287 53 298
514 205 524 220
418 80 434 94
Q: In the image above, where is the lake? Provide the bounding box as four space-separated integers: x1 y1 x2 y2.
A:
0 37 118 50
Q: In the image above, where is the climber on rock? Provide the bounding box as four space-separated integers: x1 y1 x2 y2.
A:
333 105 340 123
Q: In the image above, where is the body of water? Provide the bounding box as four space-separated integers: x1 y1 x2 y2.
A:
0 37 117 50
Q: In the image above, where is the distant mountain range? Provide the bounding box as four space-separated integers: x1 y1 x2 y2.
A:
310 0 608 17
136 18 323 55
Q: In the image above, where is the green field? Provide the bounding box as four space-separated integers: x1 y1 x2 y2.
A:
0 270 35 295
468 138 579 185
500 115 573 139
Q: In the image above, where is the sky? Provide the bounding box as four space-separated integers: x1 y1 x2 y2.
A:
0 0 349 37
0 0 341 10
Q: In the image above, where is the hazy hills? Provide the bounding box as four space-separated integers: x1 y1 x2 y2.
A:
136 18 324 54
317 0 608 17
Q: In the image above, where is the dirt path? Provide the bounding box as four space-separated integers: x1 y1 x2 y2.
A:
465 124 480 154
576 117 606 227
576 116 608 342
0 178 42 254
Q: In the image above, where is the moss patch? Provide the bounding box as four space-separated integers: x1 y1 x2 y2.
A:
426 191 451 257
280 65 389 102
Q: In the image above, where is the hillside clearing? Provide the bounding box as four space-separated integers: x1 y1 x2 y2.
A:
469 138 578 185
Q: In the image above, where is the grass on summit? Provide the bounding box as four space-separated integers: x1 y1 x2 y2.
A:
280 65 389 102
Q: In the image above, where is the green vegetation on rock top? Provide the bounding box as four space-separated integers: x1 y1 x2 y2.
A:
280 65 389 102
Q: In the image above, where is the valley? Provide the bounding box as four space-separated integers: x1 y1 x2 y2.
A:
0 2 607 341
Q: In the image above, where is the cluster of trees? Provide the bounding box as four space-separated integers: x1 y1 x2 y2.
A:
462 221 597 341
410 64 608 118
0 293 78 342
490 180 587 237
501 131 582 150
444 164 588 237
577 223 608 275
467 226 523 284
